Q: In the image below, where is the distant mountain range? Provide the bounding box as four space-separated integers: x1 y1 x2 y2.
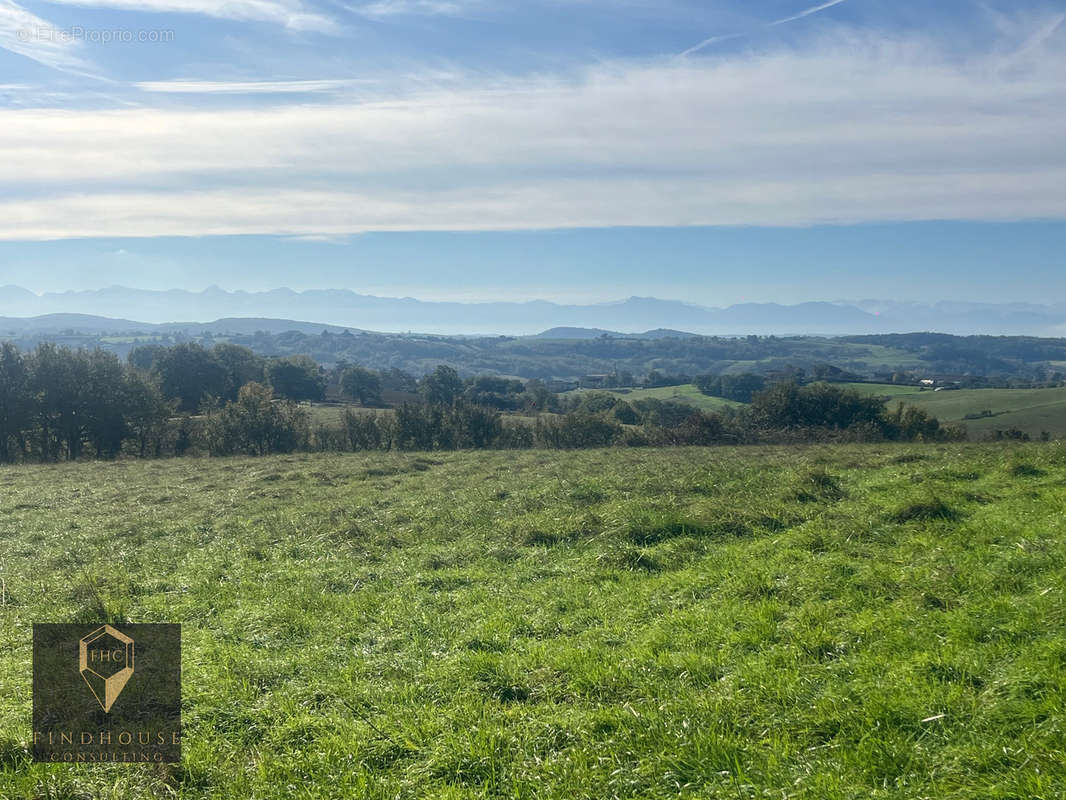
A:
2 285 1066 336
0 313 358 337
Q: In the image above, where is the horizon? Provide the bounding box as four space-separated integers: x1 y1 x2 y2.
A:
5 283 1066 338
5 282 1066 310
2 220 1066 306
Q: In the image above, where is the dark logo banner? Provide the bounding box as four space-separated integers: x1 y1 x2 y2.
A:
32 623 181 763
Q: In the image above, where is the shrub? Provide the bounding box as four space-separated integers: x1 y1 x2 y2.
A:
534 413 622 449
342 409 388 451
204 383 310 456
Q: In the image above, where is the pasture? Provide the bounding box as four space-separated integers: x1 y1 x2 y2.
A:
0 443 1064 798
564 384 744 413
846 384 1066 439
581 382 1066 440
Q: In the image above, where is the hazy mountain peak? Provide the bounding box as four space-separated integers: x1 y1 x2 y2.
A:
0 285 36 301
0 286 1063 336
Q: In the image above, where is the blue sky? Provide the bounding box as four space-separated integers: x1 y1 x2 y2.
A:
1 0 1064 304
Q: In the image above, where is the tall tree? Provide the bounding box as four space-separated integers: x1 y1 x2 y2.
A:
213 343 266 401
153 343 228 412
340 366 383 406
420 365 463 407
267 355 325 402
82 350 129 459
29 343 88 461
0 343 28 462
124 371 174 458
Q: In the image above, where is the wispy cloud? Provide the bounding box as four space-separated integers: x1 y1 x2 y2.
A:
39 0 337 32
1 25 1065 239
354 0 469 17
136 78 373 94
677 33 743 59
1002 12 1065 67
0 0 91 73
772 0 849 27
680 0 850 57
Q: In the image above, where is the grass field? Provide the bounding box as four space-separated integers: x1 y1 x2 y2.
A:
565 384 744 413
1 444 1065 798
846 384 1066 439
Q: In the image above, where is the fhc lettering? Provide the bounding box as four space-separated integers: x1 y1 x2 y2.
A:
88 648 126 663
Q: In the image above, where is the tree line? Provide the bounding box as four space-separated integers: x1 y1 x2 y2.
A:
0 341 964 463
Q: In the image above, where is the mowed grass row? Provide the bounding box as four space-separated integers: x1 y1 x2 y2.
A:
0 444 1064 798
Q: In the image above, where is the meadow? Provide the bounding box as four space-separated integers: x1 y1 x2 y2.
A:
563 385 744 413
580 382 1066 440
845 384 1066 439
0 443 1064 798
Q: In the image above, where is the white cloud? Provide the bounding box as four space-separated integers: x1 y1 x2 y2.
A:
39 0 336 32
1 24 1065 239
0 0 90 72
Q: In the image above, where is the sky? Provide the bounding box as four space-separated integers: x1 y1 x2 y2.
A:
0 0 1065 304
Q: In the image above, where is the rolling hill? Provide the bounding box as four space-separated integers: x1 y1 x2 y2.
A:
847 384 1066 439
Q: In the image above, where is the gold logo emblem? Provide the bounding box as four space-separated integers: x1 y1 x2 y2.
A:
79 625 134 712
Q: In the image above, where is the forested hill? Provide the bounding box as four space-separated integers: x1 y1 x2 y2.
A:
224 330 1066 382
4 319 1066 382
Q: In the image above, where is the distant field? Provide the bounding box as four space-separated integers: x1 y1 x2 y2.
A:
314 381 1066 440
843 382 924 397
98 335 167 344
584 382 1066 440
307 403 393 428
847 384 1066 439
717 344 927 375
565 384 744 412
1 443 1065 798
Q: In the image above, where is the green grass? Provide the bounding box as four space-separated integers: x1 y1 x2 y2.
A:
2 444 1066 798
308 404 394 428
566 384 744 412
847 384 1066 438
843 382 926 397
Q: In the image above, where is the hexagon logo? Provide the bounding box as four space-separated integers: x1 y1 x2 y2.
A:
79 625 134 712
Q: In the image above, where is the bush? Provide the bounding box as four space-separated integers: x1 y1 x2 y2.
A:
342 409 388 451
204 383 310 456
534 413 622 449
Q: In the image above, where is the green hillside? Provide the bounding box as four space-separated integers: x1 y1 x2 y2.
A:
848 384 1066 438
2 444 1065 798
600 381 1066 440
564 384 745 412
